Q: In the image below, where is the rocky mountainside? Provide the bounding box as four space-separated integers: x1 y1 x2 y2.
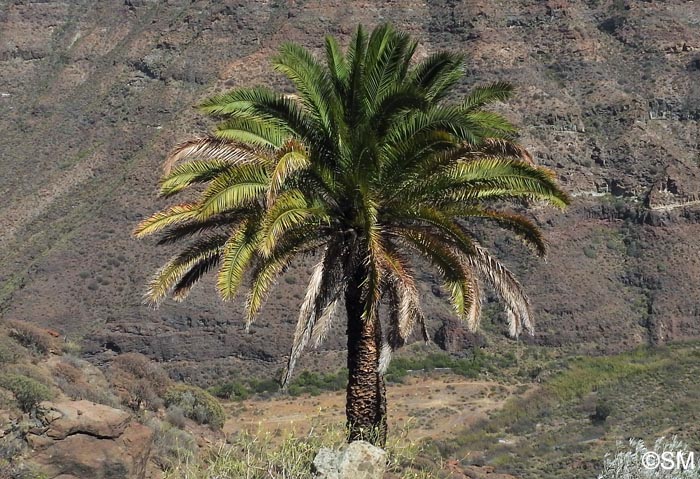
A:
0 0 698 383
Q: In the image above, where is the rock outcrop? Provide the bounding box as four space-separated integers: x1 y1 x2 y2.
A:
434 317 486 354
25 400 153 479
312 441 386 479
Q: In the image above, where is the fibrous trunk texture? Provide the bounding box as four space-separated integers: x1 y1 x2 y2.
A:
345 265 387 447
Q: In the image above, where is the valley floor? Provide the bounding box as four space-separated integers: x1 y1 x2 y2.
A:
224 375 521 441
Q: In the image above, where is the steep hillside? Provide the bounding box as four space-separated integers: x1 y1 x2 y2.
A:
0 0 698 382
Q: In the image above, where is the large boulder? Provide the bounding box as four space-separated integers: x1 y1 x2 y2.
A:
312 441 386 479
39 400 131 439
25 400 154 479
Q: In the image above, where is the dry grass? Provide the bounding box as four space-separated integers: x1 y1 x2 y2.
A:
164 419 440 479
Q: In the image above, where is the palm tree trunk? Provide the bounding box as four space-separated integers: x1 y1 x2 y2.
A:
345 266 387 447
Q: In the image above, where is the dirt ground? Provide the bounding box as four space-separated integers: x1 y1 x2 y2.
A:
223 374 520 440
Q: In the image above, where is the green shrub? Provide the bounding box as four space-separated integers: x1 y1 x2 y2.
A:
164 385 225 430
249 378 281 395
386 352 485 382
61 339 82 356
148 418 198 471
291 370 347 393
287 384 302 397
0 374 52 412
583 245 597 259
0 336 23 364
211 371 344 401
165 405 187 429
209 381 250 401
592 399 613 422
0 458 46 478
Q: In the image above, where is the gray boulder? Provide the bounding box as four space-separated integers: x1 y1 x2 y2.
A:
312 440 387 479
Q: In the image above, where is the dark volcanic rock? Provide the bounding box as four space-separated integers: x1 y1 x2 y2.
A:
434 317 486 354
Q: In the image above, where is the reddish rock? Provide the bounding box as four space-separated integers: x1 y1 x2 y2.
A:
38 400 131 440
26 401 153 479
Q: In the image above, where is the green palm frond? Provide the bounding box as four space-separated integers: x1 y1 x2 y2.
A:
392 228 474 323
215 117 289 148
461 82 514 111
136 24 569 389
391 205 475 256
200 87 315 144
345 25 368 128
383 106 484 156
197 164 269 219
363 26 416 115
267 139 311 204
133 204 199 238
475 138 535 163
258 190 330 257
450 206 548 256
464 110 518 138
408 51 465 102
245 254 291 326
246 226 330 328
155 211 250 245
216 222 258 301
171 254 221 302
325 35 349 96
419 157 570 207
159 159 233 198
273 43 339 134
144 234 227 305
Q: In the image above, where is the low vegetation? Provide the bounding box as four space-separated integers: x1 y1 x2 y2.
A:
164 384 226 430
163 421 439 479
209 348 519 401
385 350 491 382
0 337 23 364
52 356 118 406
210 370 349 400
445 343 700 479
6 321 55 356
149 418 199 471
108 352 171 411
0 374 52 413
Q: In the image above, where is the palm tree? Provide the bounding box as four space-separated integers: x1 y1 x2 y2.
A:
134 23 569 447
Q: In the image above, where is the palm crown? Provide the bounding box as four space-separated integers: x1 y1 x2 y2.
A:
134 23 569 445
